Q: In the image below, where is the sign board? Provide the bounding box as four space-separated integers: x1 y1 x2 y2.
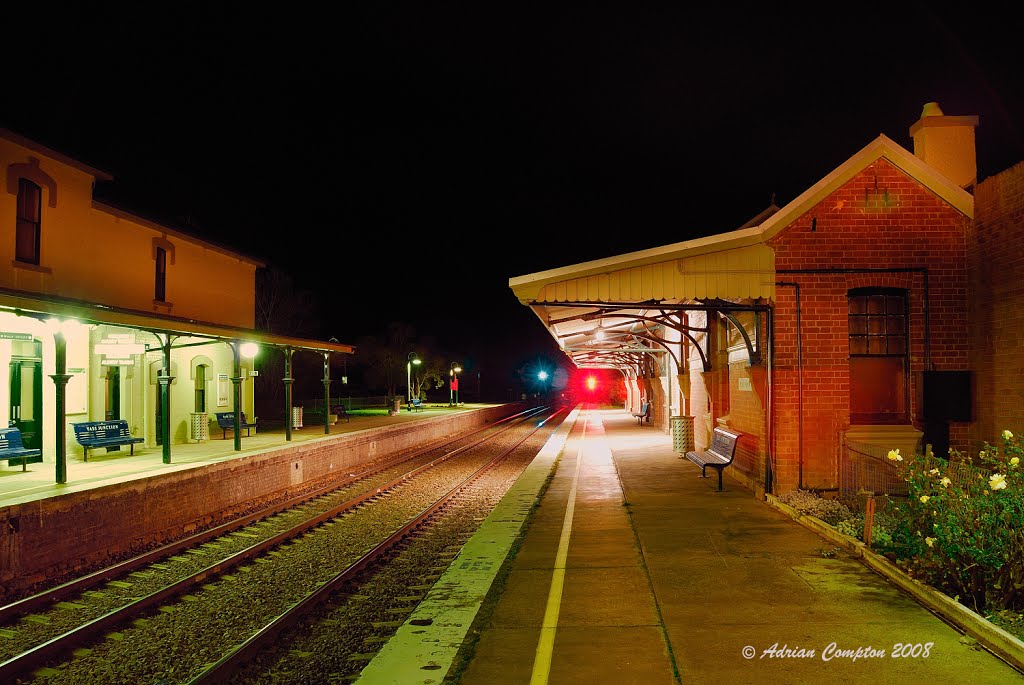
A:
0 331 33 341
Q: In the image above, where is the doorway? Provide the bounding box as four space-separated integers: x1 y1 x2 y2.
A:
9 339 43 452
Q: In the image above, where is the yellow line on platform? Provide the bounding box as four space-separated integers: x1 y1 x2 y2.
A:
530 414 588 685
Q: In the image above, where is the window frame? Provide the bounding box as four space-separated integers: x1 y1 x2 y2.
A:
155 246 167 302
15 178 42 265
848 287 911 424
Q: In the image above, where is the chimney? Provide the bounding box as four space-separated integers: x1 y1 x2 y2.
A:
909 102 979 188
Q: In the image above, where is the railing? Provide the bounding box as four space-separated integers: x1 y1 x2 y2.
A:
839 437 908 497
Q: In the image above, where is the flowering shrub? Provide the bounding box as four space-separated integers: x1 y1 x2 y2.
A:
880 431 1024 613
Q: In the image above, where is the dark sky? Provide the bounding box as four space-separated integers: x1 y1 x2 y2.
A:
4 4 1023 391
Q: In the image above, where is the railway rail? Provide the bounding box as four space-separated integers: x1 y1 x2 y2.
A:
0 405 558 684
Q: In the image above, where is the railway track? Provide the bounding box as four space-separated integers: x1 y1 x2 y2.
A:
0 405 558 684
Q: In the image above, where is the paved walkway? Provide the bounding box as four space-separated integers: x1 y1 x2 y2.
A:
363 406 1024 684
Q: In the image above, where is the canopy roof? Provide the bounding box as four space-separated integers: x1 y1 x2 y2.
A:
0 286 354 355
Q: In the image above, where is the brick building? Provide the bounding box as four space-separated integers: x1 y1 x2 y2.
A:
511 102 1022 497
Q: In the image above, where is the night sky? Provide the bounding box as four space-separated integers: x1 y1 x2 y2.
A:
3 4 1023 394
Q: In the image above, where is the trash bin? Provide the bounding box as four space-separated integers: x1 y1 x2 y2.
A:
291 406 303 429
190 412 209 442
392 397 402 415
671 415 694 454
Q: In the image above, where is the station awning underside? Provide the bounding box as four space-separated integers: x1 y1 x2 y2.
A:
0 287 354 355
509 238 774 370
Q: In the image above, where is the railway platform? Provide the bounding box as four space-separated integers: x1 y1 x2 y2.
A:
358 406 1024 684
0 404 485 508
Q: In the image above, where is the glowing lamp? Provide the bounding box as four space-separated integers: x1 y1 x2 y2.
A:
240 342 259 358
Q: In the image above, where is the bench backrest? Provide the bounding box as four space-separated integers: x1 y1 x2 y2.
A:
215 412 248 427
708 427 741 462
0 427 27 451
72 420 132 440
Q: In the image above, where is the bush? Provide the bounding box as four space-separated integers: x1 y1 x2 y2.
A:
880 432 1024 613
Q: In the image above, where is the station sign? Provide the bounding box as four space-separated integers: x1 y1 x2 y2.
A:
95 332 144 363
0 331 33 340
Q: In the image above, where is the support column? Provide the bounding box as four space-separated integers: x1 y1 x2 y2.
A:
49 331 71 485
322 352 331 435
283 347 294 442
160 335 174 464
231 342 243 452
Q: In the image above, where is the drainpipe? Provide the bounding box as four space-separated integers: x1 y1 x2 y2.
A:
776 282 804 491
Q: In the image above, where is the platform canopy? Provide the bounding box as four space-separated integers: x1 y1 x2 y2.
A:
509 227 774 370
0 286 354 355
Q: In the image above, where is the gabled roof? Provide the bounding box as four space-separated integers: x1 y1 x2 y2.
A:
509 132 976 367
509 133 974 306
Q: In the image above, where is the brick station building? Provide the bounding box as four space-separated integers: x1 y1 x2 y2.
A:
511 102 1024 497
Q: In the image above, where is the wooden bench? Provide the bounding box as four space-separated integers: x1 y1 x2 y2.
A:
631 401 650 425
215 412 257 439
684 426 741 491
410 398 425 412
72 420 145 461
331 406 351 423
0 427 41 471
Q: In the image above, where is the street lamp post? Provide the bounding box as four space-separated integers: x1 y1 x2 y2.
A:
449 362 462 406
407 352 421 408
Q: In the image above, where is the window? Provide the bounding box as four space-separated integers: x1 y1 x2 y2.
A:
16 179 41 264
195 364 207 412
155 246 167 301
848 288 909 424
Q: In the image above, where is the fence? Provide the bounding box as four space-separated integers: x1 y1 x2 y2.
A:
839 437 908 497
299 396 389 410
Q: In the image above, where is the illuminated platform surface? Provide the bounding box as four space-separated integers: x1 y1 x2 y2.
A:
357 407 1023 685
0 404 488 508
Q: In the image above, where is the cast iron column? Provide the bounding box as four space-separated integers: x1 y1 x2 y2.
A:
232 342 243 452
283 347 294 442
322 352 331 435
49 330 72 485
159 335 174 463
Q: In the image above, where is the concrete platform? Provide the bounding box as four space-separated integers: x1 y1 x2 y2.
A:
0 403 490 508
357 406 1024 684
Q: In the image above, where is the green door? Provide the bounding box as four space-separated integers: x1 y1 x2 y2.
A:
9 349 43 451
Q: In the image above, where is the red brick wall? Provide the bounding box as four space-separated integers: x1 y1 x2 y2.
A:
969 161 1024 445
768 159 971 494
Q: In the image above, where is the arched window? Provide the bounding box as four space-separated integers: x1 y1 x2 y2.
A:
16 179 42 264
195 364 208 412
848 287 909 424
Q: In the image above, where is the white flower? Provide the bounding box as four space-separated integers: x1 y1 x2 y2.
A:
919 495 930 504
925 537 936 548
989 473 1008 491
1003 430 1014 441
887 449 903 462
940 477 951 487
928 468 939 476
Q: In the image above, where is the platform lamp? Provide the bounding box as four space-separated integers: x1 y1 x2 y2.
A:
450 362 462 405
407 352 421 406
